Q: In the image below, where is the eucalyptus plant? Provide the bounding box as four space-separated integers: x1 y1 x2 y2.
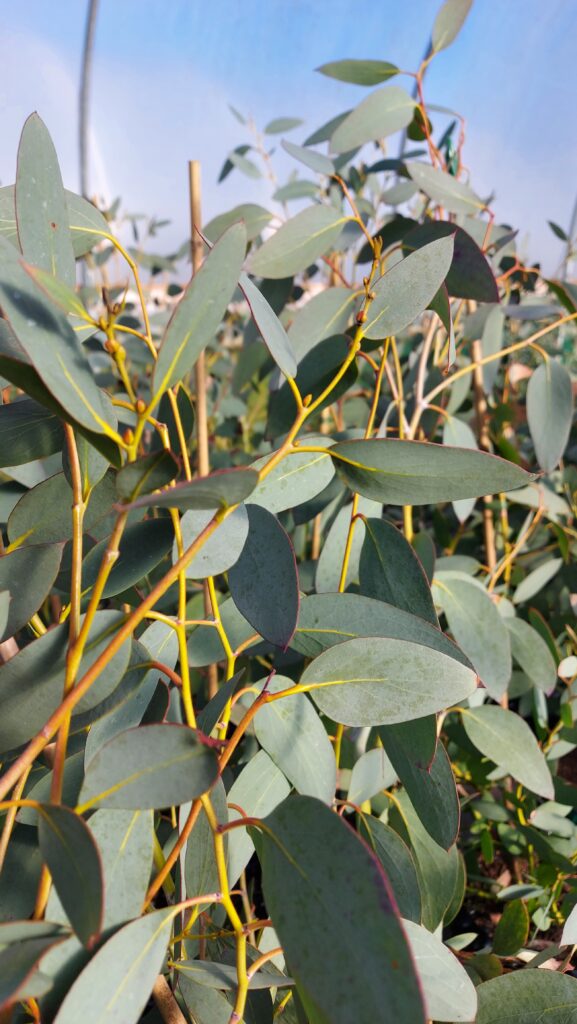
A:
0 0 576 1021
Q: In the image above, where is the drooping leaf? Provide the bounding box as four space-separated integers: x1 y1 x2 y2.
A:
330 86 415 153
257 795 426 1024
363 237 454 339
402 919 477 1023
462 705 554 799
433 574 511 701
37 805 103 948
15 114 75 286
330 438 533 505
287 286 358 361
406 161 483 216
254 675 337 803
0 398 63 467
526 359 574 472
505 617 557 695
239 272 297 377
0 610 131 755
481 305 505 392
78 724 219 810
52 907 176 1024
492 899 529 956
179 505 249 578
359 517 438 625
379 721 459 849
301 635 476 726
282 140 335 177
183 778 228 900
442 415 478 522
152 222 246 404
119 466 258 512
0 237 116 437
357 816 421 922
316 59 399 86
513 557 562 605
0 935 65 1011
0 542 62 641
248 205 350 279
226 750 290 886
173 959 292 990
432 0 473 53
228 504 299 648
476 970 577 1024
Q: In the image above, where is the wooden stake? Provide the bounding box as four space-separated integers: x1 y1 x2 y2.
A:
188 160 218 697
471 337 497 572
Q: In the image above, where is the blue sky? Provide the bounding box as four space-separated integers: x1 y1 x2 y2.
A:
1 0 575 271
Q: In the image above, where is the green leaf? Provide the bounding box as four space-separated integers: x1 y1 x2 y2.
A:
527 360 574 472
179 506 249 579
0 611 131 755
87 809 154 930
359 517 438 626
0 184 108 258
481 306 505 392
115 450 179 502
379 722 459 849
52 906 176 1024
432 0 473 53
265 117 303 134
281 140 335 176
23 262 90 324
152 222 246 404
62 431 110 496
8 470 115 546
257 795 426 1024
304 111 351 146
0 398 63 467
505 617 557 695
492 899 529 956
79 724 218 810
228 504 299 648
227 750 290 886
476 970 577 1024
404 221 498 303
433 574 511 701
364 237 454 339
173 959 292 989
287 286 359 361
119 466 258 512
348 747 396 804
82 519 174 599
293 592 472 668
301 634 476 726
248 447 335 514
403 919 477 1022
406 161 483 215
0 237 117 437
15 114 75 286
254 675 337 803
239 272 298 377
316 496 381 594
268 335 358 438
177 981 232 1024
317 59 399 86
331 438 532 505
561 903 577 946
330 86 415 153
203 203 273 244
248 205 350 279
0 542 62 641
357 816 421 922
513 557 562 605
0 936 65 1011
462 705 554 799
37 805 103 948
183 778 228 900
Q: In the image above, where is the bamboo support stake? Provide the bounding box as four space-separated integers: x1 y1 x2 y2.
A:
188 159 218 697
471 337 497 572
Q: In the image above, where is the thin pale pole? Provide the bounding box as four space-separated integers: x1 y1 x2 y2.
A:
188 160 217 697
79 0 99 198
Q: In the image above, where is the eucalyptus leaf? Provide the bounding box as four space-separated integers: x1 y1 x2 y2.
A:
249 206 350 279
526 359 574 472
363 237 454 339
476 970 577 1024
316 59 399 86
462 705 554 799
331 86 415 153
359 517 438 625
37 805 103 948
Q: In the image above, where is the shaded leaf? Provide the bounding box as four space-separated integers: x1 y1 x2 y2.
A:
227 750 290 886
357 816 421 922
0 398 63 467
8 470 115 546
257 795 426 1024
359 517 438 625
492 899 529 956
239 272 297 377
228 504 299 648
183 778 228 900
115 450 179 502
38 805 103 948
0 541 62 641
119 466 258 512
0 936 65 1011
